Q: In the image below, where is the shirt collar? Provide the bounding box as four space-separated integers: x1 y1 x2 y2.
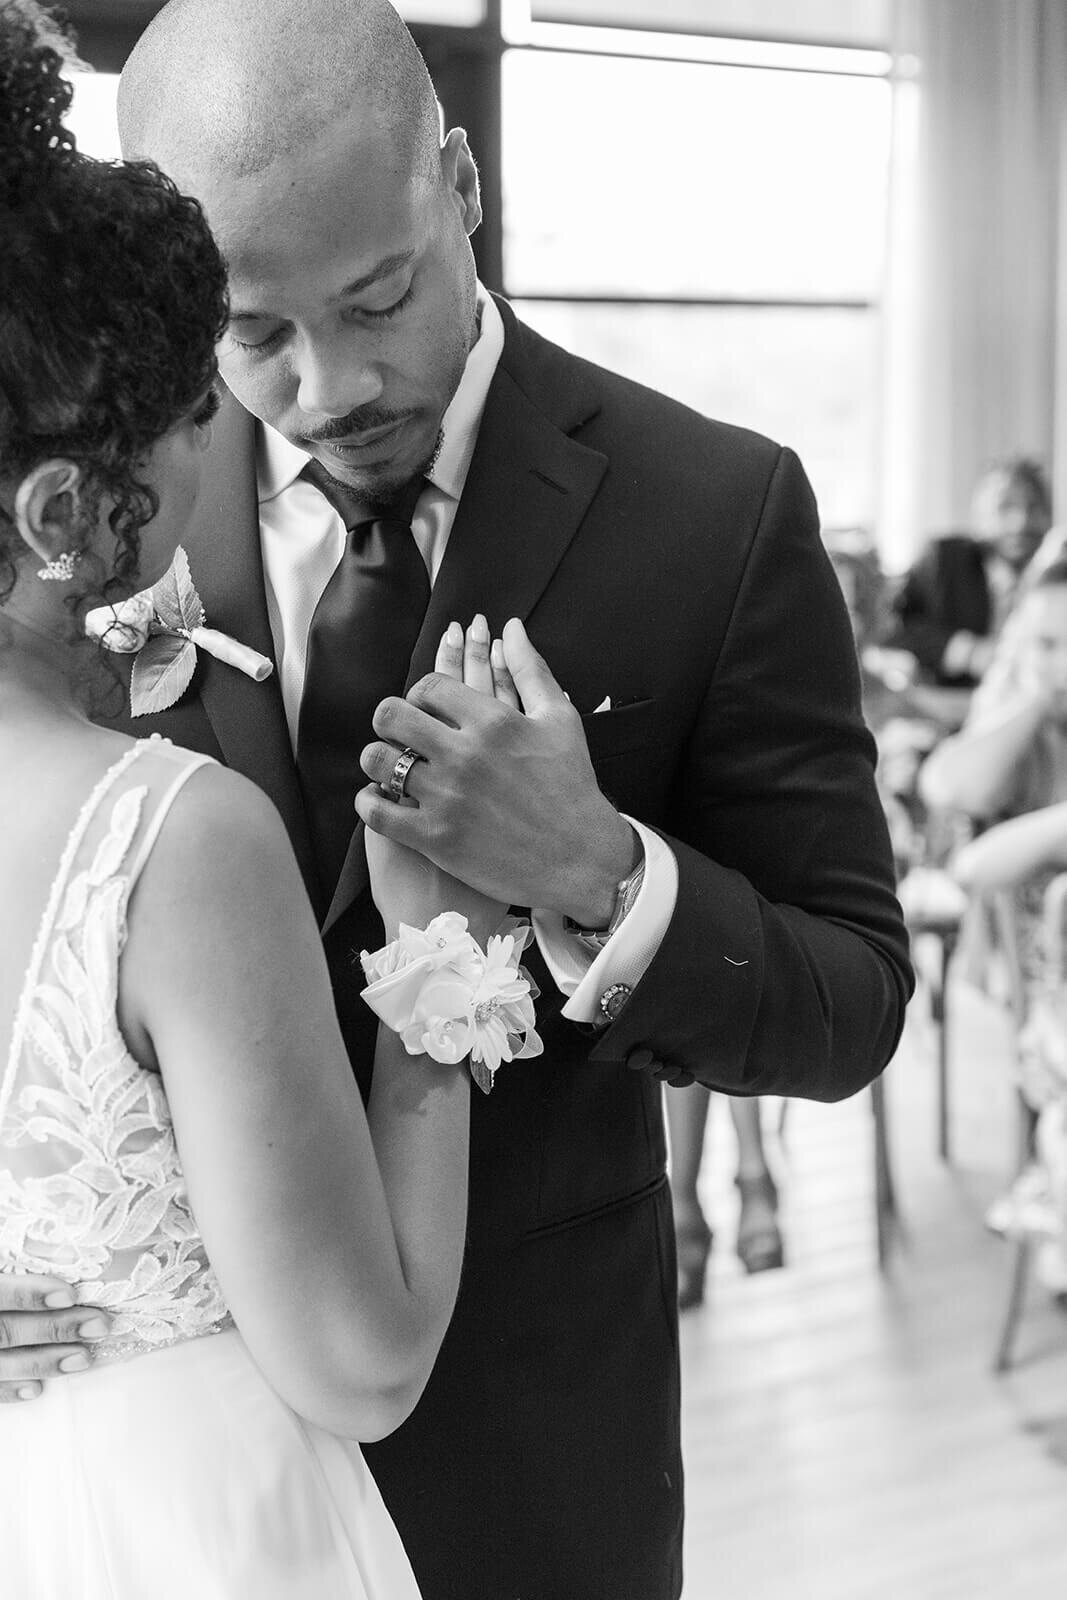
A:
255 284 504 506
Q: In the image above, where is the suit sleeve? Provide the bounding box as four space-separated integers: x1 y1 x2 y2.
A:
589 446 914 1101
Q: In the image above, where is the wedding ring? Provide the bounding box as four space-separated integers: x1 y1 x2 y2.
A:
387 746 422 803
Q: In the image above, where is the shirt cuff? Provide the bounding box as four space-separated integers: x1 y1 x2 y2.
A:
531 817 679 1024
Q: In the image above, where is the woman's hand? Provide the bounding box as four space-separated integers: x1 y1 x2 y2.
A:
434 614 520 709
365 618 522 944
366 830 504 948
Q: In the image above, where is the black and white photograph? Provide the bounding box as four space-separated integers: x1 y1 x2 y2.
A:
1 2 1065 1595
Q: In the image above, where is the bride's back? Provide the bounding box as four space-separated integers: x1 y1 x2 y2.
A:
0 719 135 1056
0 726 428 1598
0 720 234 1361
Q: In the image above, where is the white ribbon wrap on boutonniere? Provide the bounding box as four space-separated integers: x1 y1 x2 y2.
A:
360 912 543 1094
85 545 273 716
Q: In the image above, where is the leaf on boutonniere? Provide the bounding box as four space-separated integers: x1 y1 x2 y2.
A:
129 632 197 717
150 545 205 635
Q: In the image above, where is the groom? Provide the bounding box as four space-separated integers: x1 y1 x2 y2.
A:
0 3 911 1596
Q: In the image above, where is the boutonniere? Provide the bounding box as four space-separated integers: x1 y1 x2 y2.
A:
85 545 273 716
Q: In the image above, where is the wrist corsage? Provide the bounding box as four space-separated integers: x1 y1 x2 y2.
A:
360 913 543 1094
85 545 273 716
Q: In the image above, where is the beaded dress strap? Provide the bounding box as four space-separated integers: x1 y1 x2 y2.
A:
1 741 151 1126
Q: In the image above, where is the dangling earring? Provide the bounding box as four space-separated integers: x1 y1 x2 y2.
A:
37 551 80 583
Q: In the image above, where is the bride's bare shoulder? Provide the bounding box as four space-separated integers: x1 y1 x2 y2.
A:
130 759 309 936
160 758 283 838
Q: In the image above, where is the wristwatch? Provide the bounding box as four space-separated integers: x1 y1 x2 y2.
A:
565 849 646 958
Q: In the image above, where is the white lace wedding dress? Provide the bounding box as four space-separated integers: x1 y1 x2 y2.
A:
0 738 421 1600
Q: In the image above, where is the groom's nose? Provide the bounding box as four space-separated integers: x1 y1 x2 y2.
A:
295 332 384 418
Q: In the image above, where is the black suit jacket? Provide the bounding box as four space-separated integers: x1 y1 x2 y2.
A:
103 298 911 1599
884 532 993 684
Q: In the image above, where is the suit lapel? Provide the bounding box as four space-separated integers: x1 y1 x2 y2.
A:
177 394 320 902
406 346 607 690
323 307 608 937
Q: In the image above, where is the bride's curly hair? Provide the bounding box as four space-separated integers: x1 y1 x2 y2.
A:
0 1 229 607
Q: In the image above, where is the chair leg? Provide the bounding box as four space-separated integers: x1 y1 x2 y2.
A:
872 1074 896 1269
930 930 958 1162
992 1096 1041 1373
993 1237 1032 1373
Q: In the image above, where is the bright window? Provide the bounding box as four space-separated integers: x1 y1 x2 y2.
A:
503 51 889 300
395 0 487 21
502 38 891 532
530 0 888 49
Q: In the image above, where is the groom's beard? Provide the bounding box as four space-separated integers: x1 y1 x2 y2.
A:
308 429 444 519
303 414 443 517
367 426 443 517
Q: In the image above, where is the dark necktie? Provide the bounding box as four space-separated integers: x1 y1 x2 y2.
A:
296 460 431 900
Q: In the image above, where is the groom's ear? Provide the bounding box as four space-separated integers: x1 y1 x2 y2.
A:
13 459 85 566
439 128 482 238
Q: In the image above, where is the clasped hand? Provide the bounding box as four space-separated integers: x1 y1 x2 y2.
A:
357 617 637 928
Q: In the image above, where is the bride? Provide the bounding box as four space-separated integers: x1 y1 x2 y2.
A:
0 7 525 1594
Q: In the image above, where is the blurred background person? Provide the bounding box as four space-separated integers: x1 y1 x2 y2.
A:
921 560 1067 1289
883 458 1053 689
920 557 1067 826
666 1087 784 1311
827 533 956 872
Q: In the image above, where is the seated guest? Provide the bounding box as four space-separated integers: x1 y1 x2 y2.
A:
883 458 1053 687
827 535 925 718
920 562 1067 1287
919 558 1067 824
827 537 949 868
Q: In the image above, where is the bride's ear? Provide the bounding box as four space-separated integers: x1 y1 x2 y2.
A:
13 459 84 568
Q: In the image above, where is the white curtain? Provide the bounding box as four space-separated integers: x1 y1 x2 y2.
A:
880 0 1067 569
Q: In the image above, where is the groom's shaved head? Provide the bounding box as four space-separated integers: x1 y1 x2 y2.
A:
121 0 483 509
118 0 441 187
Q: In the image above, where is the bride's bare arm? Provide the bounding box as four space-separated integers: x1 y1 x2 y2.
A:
120 766 496 1441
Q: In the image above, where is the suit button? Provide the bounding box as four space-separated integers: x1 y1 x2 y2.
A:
626 1047 658 1072
657 1065 695 1087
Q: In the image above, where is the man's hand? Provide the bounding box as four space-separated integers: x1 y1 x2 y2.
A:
356 619 639 924
0 1276 108 1401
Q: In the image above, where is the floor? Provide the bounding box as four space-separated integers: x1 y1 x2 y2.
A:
677 947 1067 1599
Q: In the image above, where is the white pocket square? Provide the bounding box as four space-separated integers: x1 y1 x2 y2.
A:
592 695 612 713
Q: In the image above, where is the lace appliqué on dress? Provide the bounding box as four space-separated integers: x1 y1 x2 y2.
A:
0 744 232 1366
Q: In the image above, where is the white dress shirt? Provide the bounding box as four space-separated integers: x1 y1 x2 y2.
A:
256 287 677 1023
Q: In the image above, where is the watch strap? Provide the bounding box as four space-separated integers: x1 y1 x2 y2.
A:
565 851 645 953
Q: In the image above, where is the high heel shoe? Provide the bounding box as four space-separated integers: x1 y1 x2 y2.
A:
735 1171 784 1274
675 1217 713 1310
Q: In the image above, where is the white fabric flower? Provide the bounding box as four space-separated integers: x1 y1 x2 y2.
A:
84 594 155 654
361 918 543 1089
